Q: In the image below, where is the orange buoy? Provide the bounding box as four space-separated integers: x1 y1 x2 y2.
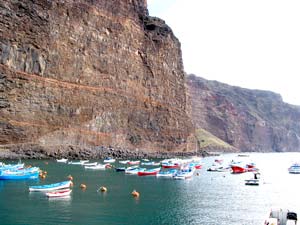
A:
41 174 46 179
131 190 140 198
80 184 87 190
99 186 107 192
67 175 73 181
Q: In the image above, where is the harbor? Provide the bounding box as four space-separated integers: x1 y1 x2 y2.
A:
1 152 300 225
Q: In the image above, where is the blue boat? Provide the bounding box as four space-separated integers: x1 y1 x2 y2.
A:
29 180 72 192
0 167 39 180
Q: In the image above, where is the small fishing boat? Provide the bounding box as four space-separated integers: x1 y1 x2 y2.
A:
119 160 130 164
173 167 195 180
56 158 68 163
141 161 160 166
156 169 177 178
127 160 140 165
84 164 106 170
125 166 146 175
115 167 126 172
82 162 98 166
288 163 300 174
103 157 115 163
137 168 160 176
0 163 24 171
46 189 72 198
161 163 180 169
68 160 89 165
264 209 297 225
0 167 40 180
29 180 72 192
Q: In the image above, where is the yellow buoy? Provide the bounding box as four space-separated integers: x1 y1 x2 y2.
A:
80 184 87 190
131 190 140 198
67 175 73 181
41 174 46 179
99 186 107 192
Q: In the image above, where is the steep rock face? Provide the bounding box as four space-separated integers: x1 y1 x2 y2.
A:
187 74 300 152
0 0 195 154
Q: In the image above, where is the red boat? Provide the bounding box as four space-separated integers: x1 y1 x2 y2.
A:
194 164 202 169
231 165 247 173
137 168 160 176
161 163 180 169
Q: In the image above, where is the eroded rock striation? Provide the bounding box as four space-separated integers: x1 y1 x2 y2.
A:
187 74 300 152
0 0 195 158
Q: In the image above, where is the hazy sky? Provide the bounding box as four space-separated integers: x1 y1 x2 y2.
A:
147 0 300 105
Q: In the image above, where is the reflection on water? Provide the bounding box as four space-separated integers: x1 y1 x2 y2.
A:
1 153 300 224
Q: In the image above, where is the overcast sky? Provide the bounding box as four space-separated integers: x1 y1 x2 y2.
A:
147 0 300 105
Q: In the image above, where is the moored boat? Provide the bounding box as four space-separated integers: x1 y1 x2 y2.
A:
127 160 140 165
46 189 72 198
82 162 98 166
137 168 160 176
288 163 300 174
29 180 72 192
0 167 39 180
84 164 106 170
56 158 68 163
125 166 145 175
156 169 177 178
68 160 89 165
264 209 297 225
173 167 195 180
103 157 115 163
115 167 126 172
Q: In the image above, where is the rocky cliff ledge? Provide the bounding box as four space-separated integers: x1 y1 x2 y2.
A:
0 0 195 158
187 74 300 152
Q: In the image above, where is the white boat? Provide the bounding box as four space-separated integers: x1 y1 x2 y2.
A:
119 160 130 164
288 163 300 174
84 164 106 170
56 158 68 163
29 181 72 192
82 162 98 166
156 169 177 178
46 189 72 198
103 157 115 163
264 209 297 225
245 172 260 186
127 160 140 165
173 167 195 180
68 160 89 165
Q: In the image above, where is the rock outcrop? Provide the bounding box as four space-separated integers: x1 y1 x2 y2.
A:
0 0 195 158
187 74 300 152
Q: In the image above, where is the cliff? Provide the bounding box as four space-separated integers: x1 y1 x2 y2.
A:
0 0 195 158
187 74 300 152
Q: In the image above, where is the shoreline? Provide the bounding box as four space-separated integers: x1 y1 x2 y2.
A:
0 144 212 160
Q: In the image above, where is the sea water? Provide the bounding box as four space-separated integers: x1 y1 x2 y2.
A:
0 152 300 225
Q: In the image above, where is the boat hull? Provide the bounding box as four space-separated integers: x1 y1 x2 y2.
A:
29 181 71 192
46 189 72 198
0 171 39 180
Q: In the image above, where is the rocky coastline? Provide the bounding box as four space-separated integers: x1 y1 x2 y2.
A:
0 144 211 160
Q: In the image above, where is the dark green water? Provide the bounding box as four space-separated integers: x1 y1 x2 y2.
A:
1 153 300 225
